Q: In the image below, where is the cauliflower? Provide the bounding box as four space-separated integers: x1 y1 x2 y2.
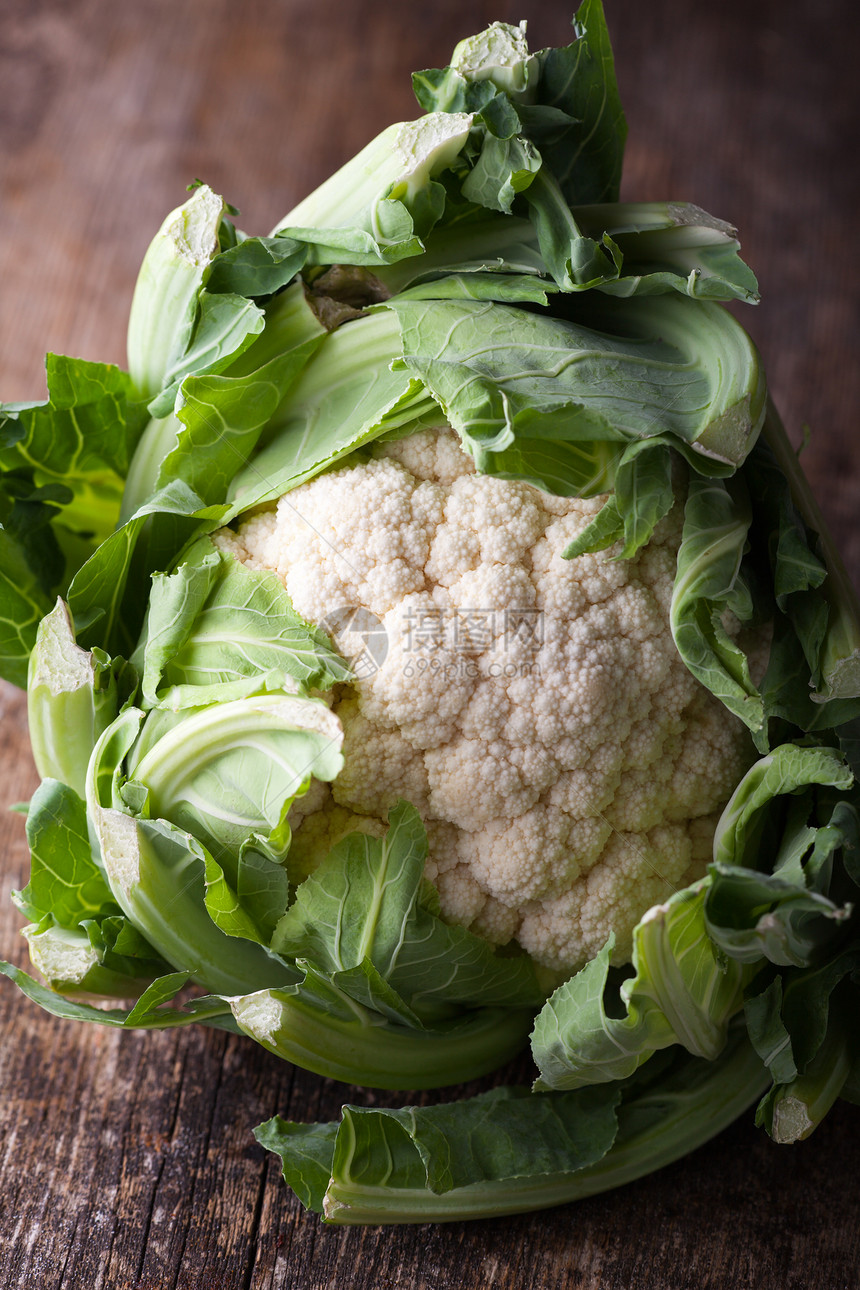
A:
216 427 754 973
14 9 860 1222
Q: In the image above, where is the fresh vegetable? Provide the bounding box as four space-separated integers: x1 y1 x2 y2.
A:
2 0 860 1225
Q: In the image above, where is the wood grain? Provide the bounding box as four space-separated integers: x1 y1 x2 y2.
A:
1 2 858 1286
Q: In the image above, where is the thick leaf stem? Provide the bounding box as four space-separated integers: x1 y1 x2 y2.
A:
231 989 536 1090
320 1031 767 1223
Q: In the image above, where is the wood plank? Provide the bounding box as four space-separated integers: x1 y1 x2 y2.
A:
1 2 858 1286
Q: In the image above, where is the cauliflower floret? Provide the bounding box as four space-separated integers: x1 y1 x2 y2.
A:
284 787 386 885
262 455 446 618
225 427 756 973
331 697 431 816
372 425 476 485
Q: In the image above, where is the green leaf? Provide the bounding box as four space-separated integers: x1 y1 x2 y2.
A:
254 1119 339 1212
372 213 549 297
271 114 475 264
561 495 623 559
711 743 854 871
256 1027 766 1223
205 235 307 297
387 291 764 498
272 802 543 1015
705 863 852 968
224 812 541 1088
0 526 54 686
523 169 622 290
235 844 292 944
124 971 193 1022
777 949 860 1076
393 272 553 305
86 710 299 996
585 202 759 304
612 439 676 558
1 354 145 485
0 959 236 1031
229 978 535 1090
750 406 860 725
127 184 226 400
327 959 424 1029
15 778 116 925
165 342 325 507
148 290 266 418
133 537 349 706
128 692 344 865
747 959 860 1142
670 474 763 731
0 355 149 684
67 479 222 657
374 203 759 305
532 881 747 1090
226 310 440 513
122 279 327 521
333 1083 619 1197
200 848 273 945
461 133 542 214
26 600 130 795
533 0 627 205
745 977 798 1085
758 990 855 1142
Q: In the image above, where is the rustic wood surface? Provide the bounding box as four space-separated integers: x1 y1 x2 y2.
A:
1 2 858 1286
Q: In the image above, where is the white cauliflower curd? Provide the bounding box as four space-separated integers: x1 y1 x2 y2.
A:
216 428 754 974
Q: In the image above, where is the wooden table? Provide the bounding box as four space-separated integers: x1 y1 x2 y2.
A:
2 3 858 1285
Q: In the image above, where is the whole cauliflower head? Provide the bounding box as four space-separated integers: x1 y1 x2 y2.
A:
216 427 754 974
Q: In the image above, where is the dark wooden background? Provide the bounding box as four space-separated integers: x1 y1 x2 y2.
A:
1 2 859 1286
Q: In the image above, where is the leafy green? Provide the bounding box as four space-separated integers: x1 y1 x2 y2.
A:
387 291 764 498
204 235 307 299
10 777 169 998
532 884 747 1091
256 1025 766 1223
700 742 860 1142
270 114 475 264
0 529 56 689
536 0 626 205
2 0 859 1230
226 309 441 513
373 203 759 304
230 976 536 1090
27 599 132 795
127 693 344 864
126 183 227 401
15 778 115 926
272 801 543 1017
758 404 860 709
0 960 236 1031
121 281 328 520
132 536 350 706
413 1 626 211
587 202 759 303
67 479 221 659
669 473 763 731
147 290 266 418
0 356 147 682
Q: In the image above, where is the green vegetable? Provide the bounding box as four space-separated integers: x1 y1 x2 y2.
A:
255 1023 766 1223
3 0 860 1227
